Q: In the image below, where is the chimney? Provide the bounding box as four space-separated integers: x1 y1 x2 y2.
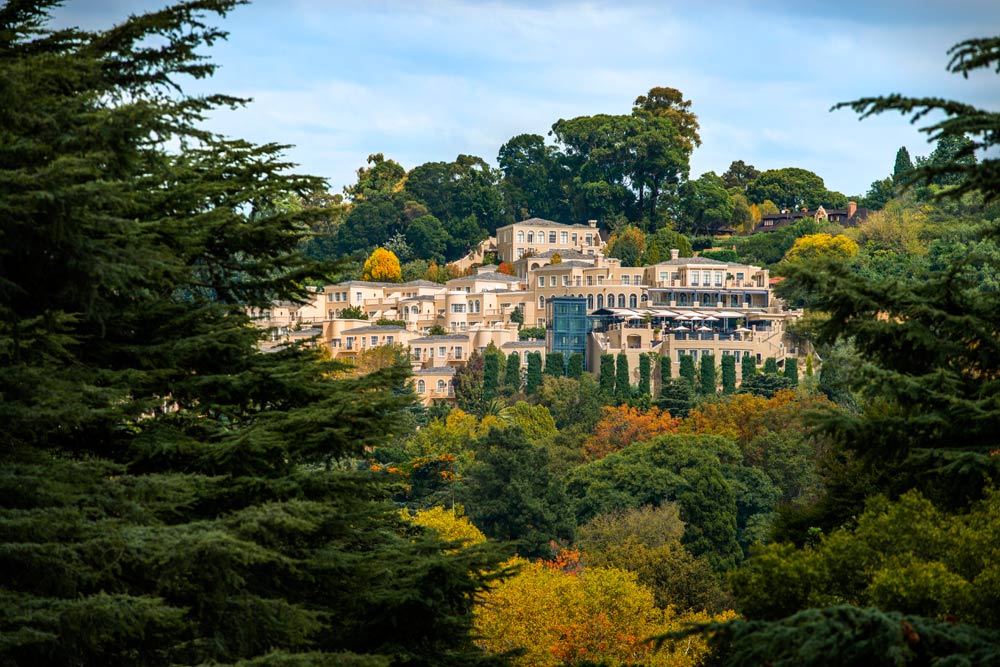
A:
670 248 679 260
848 200 857 219
587 219 597 228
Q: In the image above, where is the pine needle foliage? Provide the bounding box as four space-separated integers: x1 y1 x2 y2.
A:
0 4 509 666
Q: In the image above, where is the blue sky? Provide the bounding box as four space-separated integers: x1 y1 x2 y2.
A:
55 1 1000 199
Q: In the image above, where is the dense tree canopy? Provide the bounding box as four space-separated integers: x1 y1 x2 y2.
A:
0 4 509 666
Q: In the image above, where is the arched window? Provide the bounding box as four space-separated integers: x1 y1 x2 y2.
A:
587 294 594 309
538 296 545 309
517 230 524 242
629 294 637 308
597 294 604 309
618 294 626 308
527 232 534 243
437 380 446 392
417 380 426 393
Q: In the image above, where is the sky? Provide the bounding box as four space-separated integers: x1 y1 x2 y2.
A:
53 0 1000 199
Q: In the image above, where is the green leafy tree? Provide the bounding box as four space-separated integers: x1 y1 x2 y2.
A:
483 343 505 400
784 357 799 387
763 357 779 374
892 145 914 185
461 427 575 559
599 354 616 395
525 352 543 395
340 305 368 320
678 172 735 236
638 353 652 396
503 351 522 393
509 306 525 327
497 133 570 222
721 159 760 192
605 224 647 266
679 354 697 388
615 353 631 401
658 378 694 418
544 351 565 377
741 353 757 380
747 167 844 211
699 354 718 395
566 352 585 378
721 355 737 394
0 4 506 667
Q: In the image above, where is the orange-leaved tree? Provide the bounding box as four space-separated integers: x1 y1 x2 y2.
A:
362 246 402 281
584 405 680 461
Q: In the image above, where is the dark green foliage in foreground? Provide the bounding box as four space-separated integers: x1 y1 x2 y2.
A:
0 4 508 666
660 605 1000 667
544 351 565 376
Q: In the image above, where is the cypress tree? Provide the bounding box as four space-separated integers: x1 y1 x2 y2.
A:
892 145 914 185
805 352 814 377
504 351 522 392
784 357 799 386
600 354 616 395
567 352 585 378
679 354 697 388
544 351 565 377
764 357 779 374
615 353 631 401
0 5 507 666
699 354 717 395
660 355 672 383
741 353 757 380
638 353 652 396
525 352 543 394
721 355 737 394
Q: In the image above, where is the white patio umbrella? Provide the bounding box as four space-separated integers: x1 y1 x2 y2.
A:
670 325 690 331
696 325 713 332
703 315 720 322
734 326 752 333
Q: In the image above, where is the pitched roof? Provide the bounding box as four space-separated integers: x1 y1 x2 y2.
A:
340 325 408 334
410 334 469 342
413 366 457 376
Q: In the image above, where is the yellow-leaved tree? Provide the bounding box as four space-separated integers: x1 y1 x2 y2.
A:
782 233 858 264
362 247 402 282
405 506 486 548
475 556 733 667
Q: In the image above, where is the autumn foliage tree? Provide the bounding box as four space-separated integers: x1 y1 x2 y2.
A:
584 405 681 460
782 233 859 265
361 246 402 281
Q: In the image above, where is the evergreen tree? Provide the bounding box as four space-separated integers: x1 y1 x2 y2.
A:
600 354 616 395
721 355 737 394
763 357 779 374
525 352 543 394
482 344 503 400
638 353 652 396
698 354 717 395
567 352 585 378
503 351 522 393
615 353 632 401
658 378 694 418
544 351 565 377
892 146 914 185
805 352 814 377
660 355 673 384
784 357 799 386
679 354 697 388
0 4 508 666
741 353 757 380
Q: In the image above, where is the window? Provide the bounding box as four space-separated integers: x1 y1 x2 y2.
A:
587 276 593 286
735 272 744 283
455 347 463 359
659 271 668 282
629 294 637 308
690 271 699 286
549 276 556 287
622 275 630 285
386 336 394 345
538 276 545 287
328 309 334 319
587 294 594 309
473 300 480 313
327 292 334 302
572 233 578 245
618 294 626 308
437 380 446 393
715 271 723 286
332 338 340 348
538 296 545 309
451 303 466 313
413 348 421 360
549 231 556 243
417 380 425 393
346 337 355 350
585 233 593 246
517 230 524 242
575 276 581 286
597 276 604 285
597 294 604 309
671 272 679 284
560 231 568 243
527 231 534 243
677 350 685 361
371 336 378 346
439 346 447 358
635 275 641 284
429 347 434 358
562 276 569 286
517 248 525 259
